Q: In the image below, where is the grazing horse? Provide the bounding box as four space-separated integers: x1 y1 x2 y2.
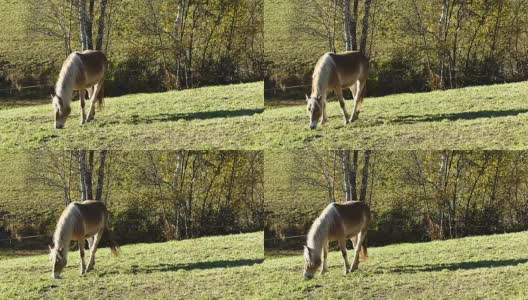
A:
52 50 108 129
306 51 369 129
303 201 370 279
49 200 119 279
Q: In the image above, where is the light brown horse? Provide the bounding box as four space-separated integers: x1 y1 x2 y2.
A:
52 50 107 129
49 200 119 279
306 51 369 129
303 201 370 279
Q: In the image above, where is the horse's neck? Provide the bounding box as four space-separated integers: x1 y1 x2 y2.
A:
53 211 76 253
56 57 80 104
311 76 326 99
307 218 329 257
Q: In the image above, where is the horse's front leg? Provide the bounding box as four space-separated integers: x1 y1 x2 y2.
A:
335 89 350 125
321 100 329 125
320 241 329 275
79 90 87 125
86 83 102 122
338 239 350 275
79 240 87 275
349 231 366 273
86 232 102 272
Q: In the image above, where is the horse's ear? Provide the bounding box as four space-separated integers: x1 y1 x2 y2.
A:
48 245 52 252
304 245 311 257
305 94 309 101
316 96 322 101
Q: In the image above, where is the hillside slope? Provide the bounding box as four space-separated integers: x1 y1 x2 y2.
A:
262 81 528 149
261 231 528 299
0 82 264 150
0 232 263 299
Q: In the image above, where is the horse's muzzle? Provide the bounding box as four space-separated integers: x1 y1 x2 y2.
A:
51 273 60 279
309 122 318 130
54 123 64 129
304 272 314 279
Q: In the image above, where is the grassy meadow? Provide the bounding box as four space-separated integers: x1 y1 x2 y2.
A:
262 81 528 149
0 232 263 299
0 82 264 150
262 231 528 299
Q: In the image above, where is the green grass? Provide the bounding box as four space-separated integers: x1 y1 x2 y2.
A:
261 231 528 299
0 232 264 299
0 82 264 150
262 81 528 149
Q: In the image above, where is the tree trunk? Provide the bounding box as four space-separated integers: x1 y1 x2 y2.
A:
359 0 372 55
351 150 358 200
342 150 352 201
174 0 184 38
351 0 358 50
86 0 94 49
78 150 87 200
86 151 94 200
95 0 107 50
95 150 107 201
359 150 371 201
78 0 88 50
342 0 352 51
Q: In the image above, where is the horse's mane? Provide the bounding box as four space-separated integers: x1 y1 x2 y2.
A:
307 203 339 252
53 203 81 250
54 53 82 106
311 53 336 98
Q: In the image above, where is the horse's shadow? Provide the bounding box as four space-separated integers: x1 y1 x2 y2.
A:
392 109 528 124
387 258 528 274
128 258 264 274
129 108 263 124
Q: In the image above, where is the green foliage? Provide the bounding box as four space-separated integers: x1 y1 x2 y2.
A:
265 0 528 100
265 150 528 250
0 150 263 248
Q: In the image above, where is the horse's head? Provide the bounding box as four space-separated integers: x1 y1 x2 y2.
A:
306 95 322 130
52 94 70 129
49 244 67 279
303 245 321 279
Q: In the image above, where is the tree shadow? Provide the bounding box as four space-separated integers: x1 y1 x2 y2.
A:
388 258 528 274
129 108 263 124
129 258 264 274
393 109 528 124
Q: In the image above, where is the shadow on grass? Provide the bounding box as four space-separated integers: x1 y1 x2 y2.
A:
393 109 528 124
129 108 264 124
389 258 528 273
129 258 264 274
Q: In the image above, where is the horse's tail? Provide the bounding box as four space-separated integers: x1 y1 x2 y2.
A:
360 242 368 260
96 79 105 110
104 218 119 256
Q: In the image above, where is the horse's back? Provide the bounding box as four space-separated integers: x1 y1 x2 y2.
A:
329 51 369 86
334 201 370 233
74 200 108 233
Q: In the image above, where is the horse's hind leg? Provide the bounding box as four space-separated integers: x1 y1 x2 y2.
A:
86 231 102 272
79 240 87 275
79 90 87 125
338 239 350 275
335 89 350 125
349 231 367 272
86 83 102 122
321 241 329 275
